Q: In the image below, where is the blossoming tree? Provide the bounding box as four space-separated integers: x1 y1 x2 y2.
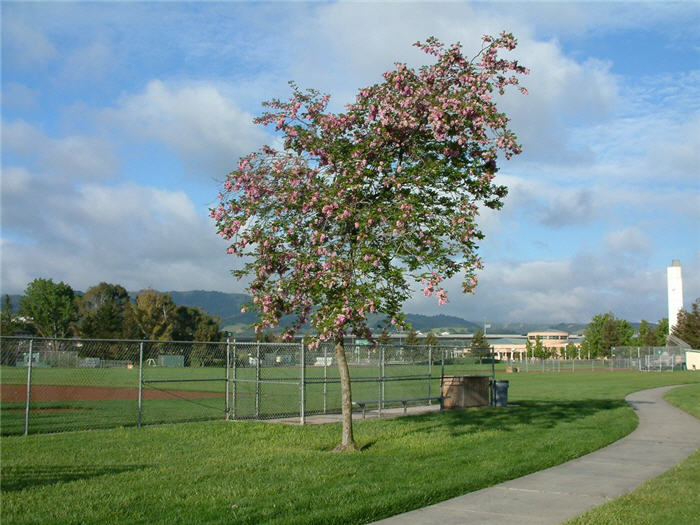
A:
212 33 528 450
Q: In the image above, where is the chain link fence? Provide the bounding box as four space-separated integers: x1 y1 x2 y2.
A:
2 336 692 436
500 346 690 372
2 337 479 435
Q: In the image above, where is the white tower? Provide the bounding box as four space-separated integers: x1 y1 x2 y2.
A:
667 260 684 333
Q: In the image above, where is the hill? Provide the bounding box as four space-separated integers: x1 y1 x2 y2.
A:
3 289 626 337
161 292 482 335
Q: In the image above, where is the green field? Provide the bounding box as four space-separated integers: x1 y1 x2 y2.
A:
1 371 699 524
1 364 697 435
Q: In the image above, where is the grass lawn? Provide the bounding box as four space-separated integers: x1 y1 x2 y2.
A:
1 371 699 524
566 382 700 525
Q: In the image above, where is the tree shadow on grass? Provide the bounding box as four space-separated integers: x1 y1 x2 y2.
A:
392 399 629 437
1 464 149 492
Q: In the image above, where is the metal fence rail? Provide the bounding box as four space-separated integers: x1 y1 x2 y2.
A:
1 336 692 436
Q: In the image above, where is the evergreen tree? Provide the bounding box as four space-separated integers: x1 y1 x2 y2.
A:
404 329 419 346
377 329 391 346
654 318 669 346
672 299 700 348
424 332 439 347
1 295 17 336
470 329 490 362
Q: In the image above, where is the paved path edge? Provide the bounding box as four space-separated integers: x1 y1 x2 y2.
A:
370 384 700 524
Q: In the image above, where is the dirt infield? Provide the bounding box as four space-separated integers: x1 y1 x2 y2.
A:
0 384 223 402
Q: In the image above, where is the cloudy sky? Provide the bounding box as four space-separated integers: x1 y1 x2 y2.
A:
2 1 698 324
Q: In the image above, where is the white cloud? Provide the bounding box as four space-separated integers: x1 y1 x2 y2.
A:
2 120 118 182
1 166 31 195
0 119 243 295
60 40 114 83
604 227 652 256
290 2 619 165
2 83 39 111
2 1 697 327
0 175 243 295
3 19 57 68
101 80 270 178
406 249 700 324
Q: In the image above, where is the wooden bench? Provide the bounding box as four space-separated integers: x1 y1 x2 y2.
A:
352 396 445 419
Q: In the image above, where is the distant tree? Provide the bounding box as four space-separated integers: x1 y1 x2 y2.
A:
533 336 549 359
123 289 177 341
19 278 76 339
257 331 279 343
470 328 490 362
1 295 19 336
172 305 223 342
654 318 669 346
404 329 419 346
403 328 421 361
581 313 634 358
565 342 578 359
424 332 439 347
170 305 223 366
77 282 130 339
672 299 700 349
631 319 657 347
377 329 391 346
471 328 487 348
525 338 533 359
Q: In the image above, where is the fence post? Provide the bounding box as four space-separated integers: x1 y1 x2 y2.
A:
255 341 261 418
428 346 432 405
137 341 144 429
225 338 230 421
440 346 445 399
300 338 305 425
378 345 383 418
24 339 34 436
232 339 237 420
323 343 327 414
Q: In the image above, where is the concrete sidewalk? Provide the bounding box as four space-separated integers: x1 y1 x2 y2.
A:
372 385 700 524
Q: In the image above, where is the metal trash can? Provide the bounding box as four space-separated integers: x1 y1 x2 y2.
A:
493 380 509 407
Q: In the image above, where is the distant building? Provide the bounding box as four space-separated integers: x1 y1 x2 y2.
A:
527 330 571 358
489 331 577 360
491 337 527 361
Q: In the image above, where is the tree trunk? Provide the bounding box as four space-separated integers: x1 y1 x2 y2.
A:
334 337 359 451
